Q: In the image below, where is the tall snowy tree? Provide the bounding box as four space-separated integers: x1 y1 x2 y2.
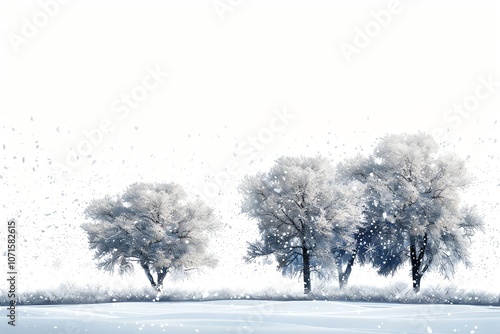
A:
240 156 364 294
336 154 407 289
339 133 484 292
81 182 221 291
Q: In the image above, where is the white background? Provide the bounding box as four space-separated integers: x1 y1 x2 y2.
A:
1 0 499 294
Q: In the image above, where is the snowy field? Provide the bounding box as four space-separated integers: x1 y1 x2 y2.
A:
1 300 499 334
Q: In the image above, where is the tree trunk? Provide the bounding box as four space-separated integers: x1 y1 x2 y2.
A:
412 272 422 293
302 247 311 294
338 262 352 289
410 237 419 292
338 250 356 289
156 267 169 291
409 234 427 293
140 262 156 288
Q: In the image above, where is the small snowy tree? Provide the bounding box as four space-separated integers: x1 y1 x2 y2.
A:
340 133 484 292
81 182 220 291
240 156 364 294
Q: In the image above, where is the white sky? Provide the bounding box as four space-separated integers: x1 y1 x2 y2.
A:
1 0 499 293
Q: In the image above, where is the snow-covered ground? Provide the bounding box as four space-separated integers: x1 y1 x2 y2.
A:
1 300 499 334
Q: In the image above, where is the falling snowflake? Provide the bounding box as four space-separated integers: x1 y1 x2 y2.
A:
52 258 63 270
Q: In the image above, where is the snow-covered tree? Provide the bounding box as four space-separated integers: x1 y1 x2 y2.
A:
240 156 364 294
336 154 406 289
81 182 221 291
339 133 484 292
